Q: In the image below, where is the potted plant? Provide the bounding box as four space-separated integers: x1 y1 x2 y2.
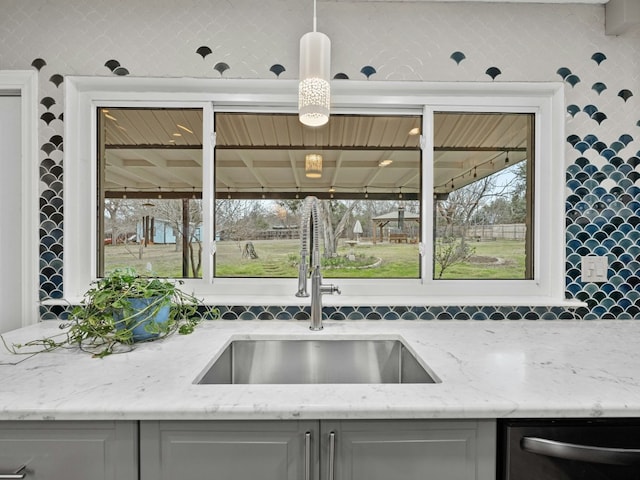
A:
5 268 215 358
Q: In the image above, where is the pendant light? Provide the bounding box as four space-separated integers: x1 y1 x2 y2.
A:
305 153 323 178
299 0 331 127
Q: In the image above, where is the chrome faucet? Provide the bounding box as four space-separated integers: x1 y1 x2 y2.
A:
295 196 341 330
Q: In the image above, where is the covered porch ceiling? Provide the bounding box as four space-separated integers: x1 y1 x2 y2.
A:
101 109 531 199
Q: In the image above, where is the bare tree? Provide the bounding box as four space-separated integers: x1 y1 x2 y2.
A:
104 200 122 244
434 237 475 279
434 178 492 277
215 199 270 253
437 177 491 244
277 198 357 257
276 199 303 218
434 164 525 277
474 161 528 224
320 200 357 257
151 199 203 277
104 199 140 244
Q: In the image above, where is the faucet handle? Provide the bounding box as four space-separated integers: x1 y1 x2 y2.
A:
322 283 341 295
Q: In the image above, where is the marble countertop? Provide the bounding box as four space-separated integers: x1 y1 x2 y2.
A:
1 319 639 421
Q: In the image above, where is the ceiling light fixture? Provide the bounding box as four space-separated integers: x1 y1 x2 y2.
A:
408 127 420 136
298 0 331 127
305 153 323 178
177 124 194 134
378 159 393 167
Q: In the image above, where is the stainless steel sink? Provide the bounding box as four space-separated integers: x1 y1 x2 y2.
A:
194 338 439 384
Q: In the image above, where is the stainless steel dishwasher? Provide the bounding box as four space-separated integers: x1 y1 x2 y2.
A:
498 418 640 479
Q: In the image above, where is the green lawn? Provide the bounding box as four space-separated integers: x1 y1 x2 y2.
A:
437 239 527 279
104 238 527 280
104 243 188 277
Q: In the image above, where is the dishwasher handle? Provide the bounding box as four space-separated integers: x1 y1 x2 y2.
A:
522 436 640 466
0 464 26 479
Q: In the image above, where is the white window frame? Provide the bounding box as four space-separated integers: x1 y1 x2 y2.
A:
63 76 574 307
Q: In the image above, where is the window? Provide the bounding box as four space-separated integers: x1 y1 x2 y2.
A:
433 112 534 280
64 78 567 305
213 112 422 279
97 107 204 278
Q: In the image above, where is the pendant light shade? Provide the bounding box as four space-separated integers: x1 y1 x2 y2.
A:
298 11 331 127
305 153 323 178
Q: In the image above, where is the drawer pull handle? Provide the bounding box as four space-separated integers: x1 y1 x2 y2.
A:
328 432 336 480
304 431 311 480
0 465 26 479
522 436 640 466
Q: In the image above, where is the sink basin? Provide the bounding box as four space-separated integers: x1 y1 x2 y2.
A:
194 338 439 384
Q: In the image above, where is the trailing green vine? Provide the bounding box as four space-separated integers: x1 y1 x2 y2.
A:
3 269 218 358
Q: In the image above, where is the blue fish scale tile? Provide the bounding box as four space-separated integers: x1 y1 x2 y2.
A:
328 309 346 320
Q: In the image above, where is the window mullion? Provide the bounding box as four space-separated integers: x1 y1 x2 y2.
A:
202 102 215 284
421 105 435 285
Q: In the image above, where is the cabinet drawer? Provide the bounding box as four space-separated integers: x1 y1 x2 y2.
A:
141 420 316 480
0 421 137 480
323 420 496 480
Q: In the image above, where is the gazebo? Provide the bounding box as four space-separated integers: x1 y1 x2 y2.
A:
371 210 420 244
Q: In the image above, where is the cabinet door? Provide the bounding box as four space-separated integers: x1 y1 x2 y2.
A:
0 421 138 480
322 420 495 480
140 420 318 480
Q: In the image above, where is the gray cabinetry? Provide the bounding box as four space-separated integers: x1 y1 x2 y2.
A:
322 420 495 480
140 420 317 480
0 421 138 480
141 419 495 480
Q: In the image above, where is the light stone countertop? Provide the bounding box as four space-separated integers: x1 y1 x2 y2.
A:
0 319 639 421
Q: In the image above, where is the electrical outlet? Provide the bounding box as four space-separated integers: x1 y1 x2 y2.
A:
581 255 608 283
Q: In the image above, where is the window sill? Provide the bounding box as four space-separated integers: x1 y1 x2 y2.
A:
41 295 585 309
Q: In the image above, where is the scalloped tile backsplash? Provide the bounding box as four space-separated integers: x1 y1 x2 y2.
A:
0 0 637 320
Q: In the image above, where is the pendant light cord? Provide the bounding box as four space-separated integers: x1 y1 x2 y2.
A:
313 0 317 32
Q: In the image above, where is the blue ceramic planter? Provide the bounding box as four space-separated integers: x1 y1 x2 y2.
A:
114 297 171 342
